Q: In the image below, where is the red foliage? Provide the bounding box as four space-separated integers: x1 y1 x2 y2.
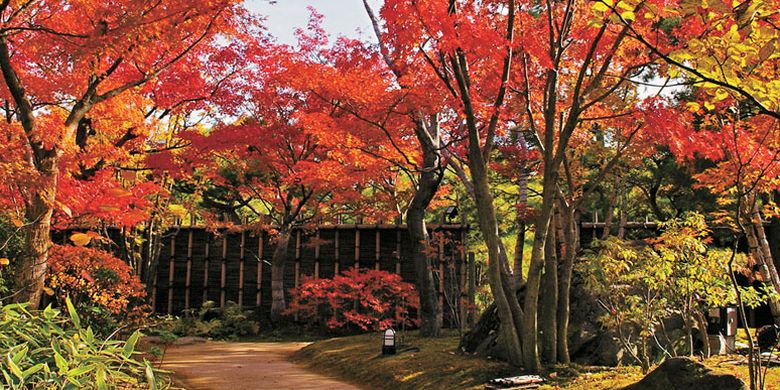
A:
286 268 420 332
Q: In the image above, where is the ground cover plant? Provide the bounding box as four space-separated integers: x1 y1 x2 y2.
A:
0 299 166 389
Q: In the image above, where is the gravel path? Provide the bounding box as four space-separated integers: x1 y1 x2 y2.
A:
161 341 361 390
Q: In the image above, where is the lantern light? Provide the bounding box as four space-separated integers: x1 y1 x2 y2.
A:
382 328 397 355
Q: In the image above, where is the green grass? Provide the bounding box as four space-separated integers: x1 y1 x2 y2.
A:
293 331 780 390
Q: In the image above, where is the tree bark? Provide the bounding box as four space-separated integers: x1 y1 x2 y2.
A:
11 165 57 307
407 207 443 336
270 229 292 323
513 171 529 288
556 207 578 364
540 215 558 363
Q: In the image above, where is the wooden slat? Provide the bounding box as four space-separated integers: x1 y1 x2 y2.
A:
220 235 227 308
203 234 210 304
334 230 340 275
354 229 360 269
238 231 245 307
167 235 175 314
314 229 320 279
185 229 194 310
395 229 401 274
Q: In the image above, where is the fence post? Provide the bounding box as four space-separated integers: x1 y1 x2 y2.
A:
314 228 321 279
185 229 193 310
239 231 245 307
395 228 401 275
220 235 227 308
354 229 360 269
334 230 340 275
167 235 175 314
375 229 381 271
203 234 210 304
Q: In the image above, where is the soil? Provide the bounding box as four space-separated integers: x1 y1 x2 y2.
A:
160 341 362 390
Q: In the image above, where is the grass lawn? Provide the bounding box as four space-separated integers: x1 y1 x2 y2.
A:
292 330 780 390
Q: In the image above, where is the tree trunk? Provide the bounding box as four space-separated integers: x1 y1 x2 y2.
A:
270 229 292 323
513 171 529 287
540 216 558 363
467 142 524 366
12 161 57 308
556 207 578 364
522 161 558 372
407 208 442 336
602 175 619 239
617 176 627 239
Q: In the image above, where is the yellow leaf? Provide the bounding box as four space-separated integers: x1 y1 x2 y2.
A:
0 258 9 266
43 287 55 296
592 2 610 13
714 89 729 102
686 102 701 112
621 11 636 21
11 218 23 228
704 101 715 110
168 204 188 219
70 233 92 247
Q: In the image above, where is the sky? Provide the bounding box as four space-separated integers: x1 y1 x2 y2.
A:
244 0 382 45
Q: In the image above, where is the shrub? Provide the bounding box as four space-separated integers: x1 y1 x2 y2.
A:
150 301 259 340
0 298 166 389
286 268 420 332
0 217 24 297
46 244 149 333
581 214 775 372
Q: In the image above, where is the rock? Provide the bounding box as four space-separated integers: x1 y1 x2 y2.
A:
622 357 746 390
757 324 779 350
571 332 636 367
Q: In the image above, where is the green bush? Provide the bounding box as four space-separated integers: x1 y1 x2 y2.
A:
0 298 167 389
150 301 259 340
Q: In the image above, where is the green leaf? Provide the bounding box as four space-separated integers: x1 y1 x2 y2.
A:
145 360 158 390
6 353 23 379
11 346 28 364
65 297 80 329
66 364 95 377
21 363 45 378
54 351 68 373
123 331 141 359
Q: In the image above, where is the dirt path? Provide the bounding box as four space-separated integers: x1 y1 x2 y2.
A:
161 341 362 390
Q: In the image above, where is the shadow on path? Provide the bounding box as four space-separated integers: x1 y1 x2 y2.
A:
162 341 362 390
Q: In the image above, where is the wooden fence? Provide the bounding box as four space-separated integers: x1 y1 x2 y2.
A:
147 224 476 326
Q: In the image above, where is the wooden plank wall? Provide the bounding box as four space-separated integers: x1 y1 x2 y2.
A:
151 224 474 327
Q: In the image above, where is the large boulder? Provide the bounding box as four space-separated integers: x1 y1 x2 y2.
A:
622 357 746 390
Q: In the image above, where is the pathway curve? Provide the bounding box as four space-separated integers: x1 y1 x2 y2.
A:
161 341 361 390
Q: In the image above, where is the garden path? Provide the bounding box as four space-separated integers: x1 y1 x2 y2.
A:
161 341 361 390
